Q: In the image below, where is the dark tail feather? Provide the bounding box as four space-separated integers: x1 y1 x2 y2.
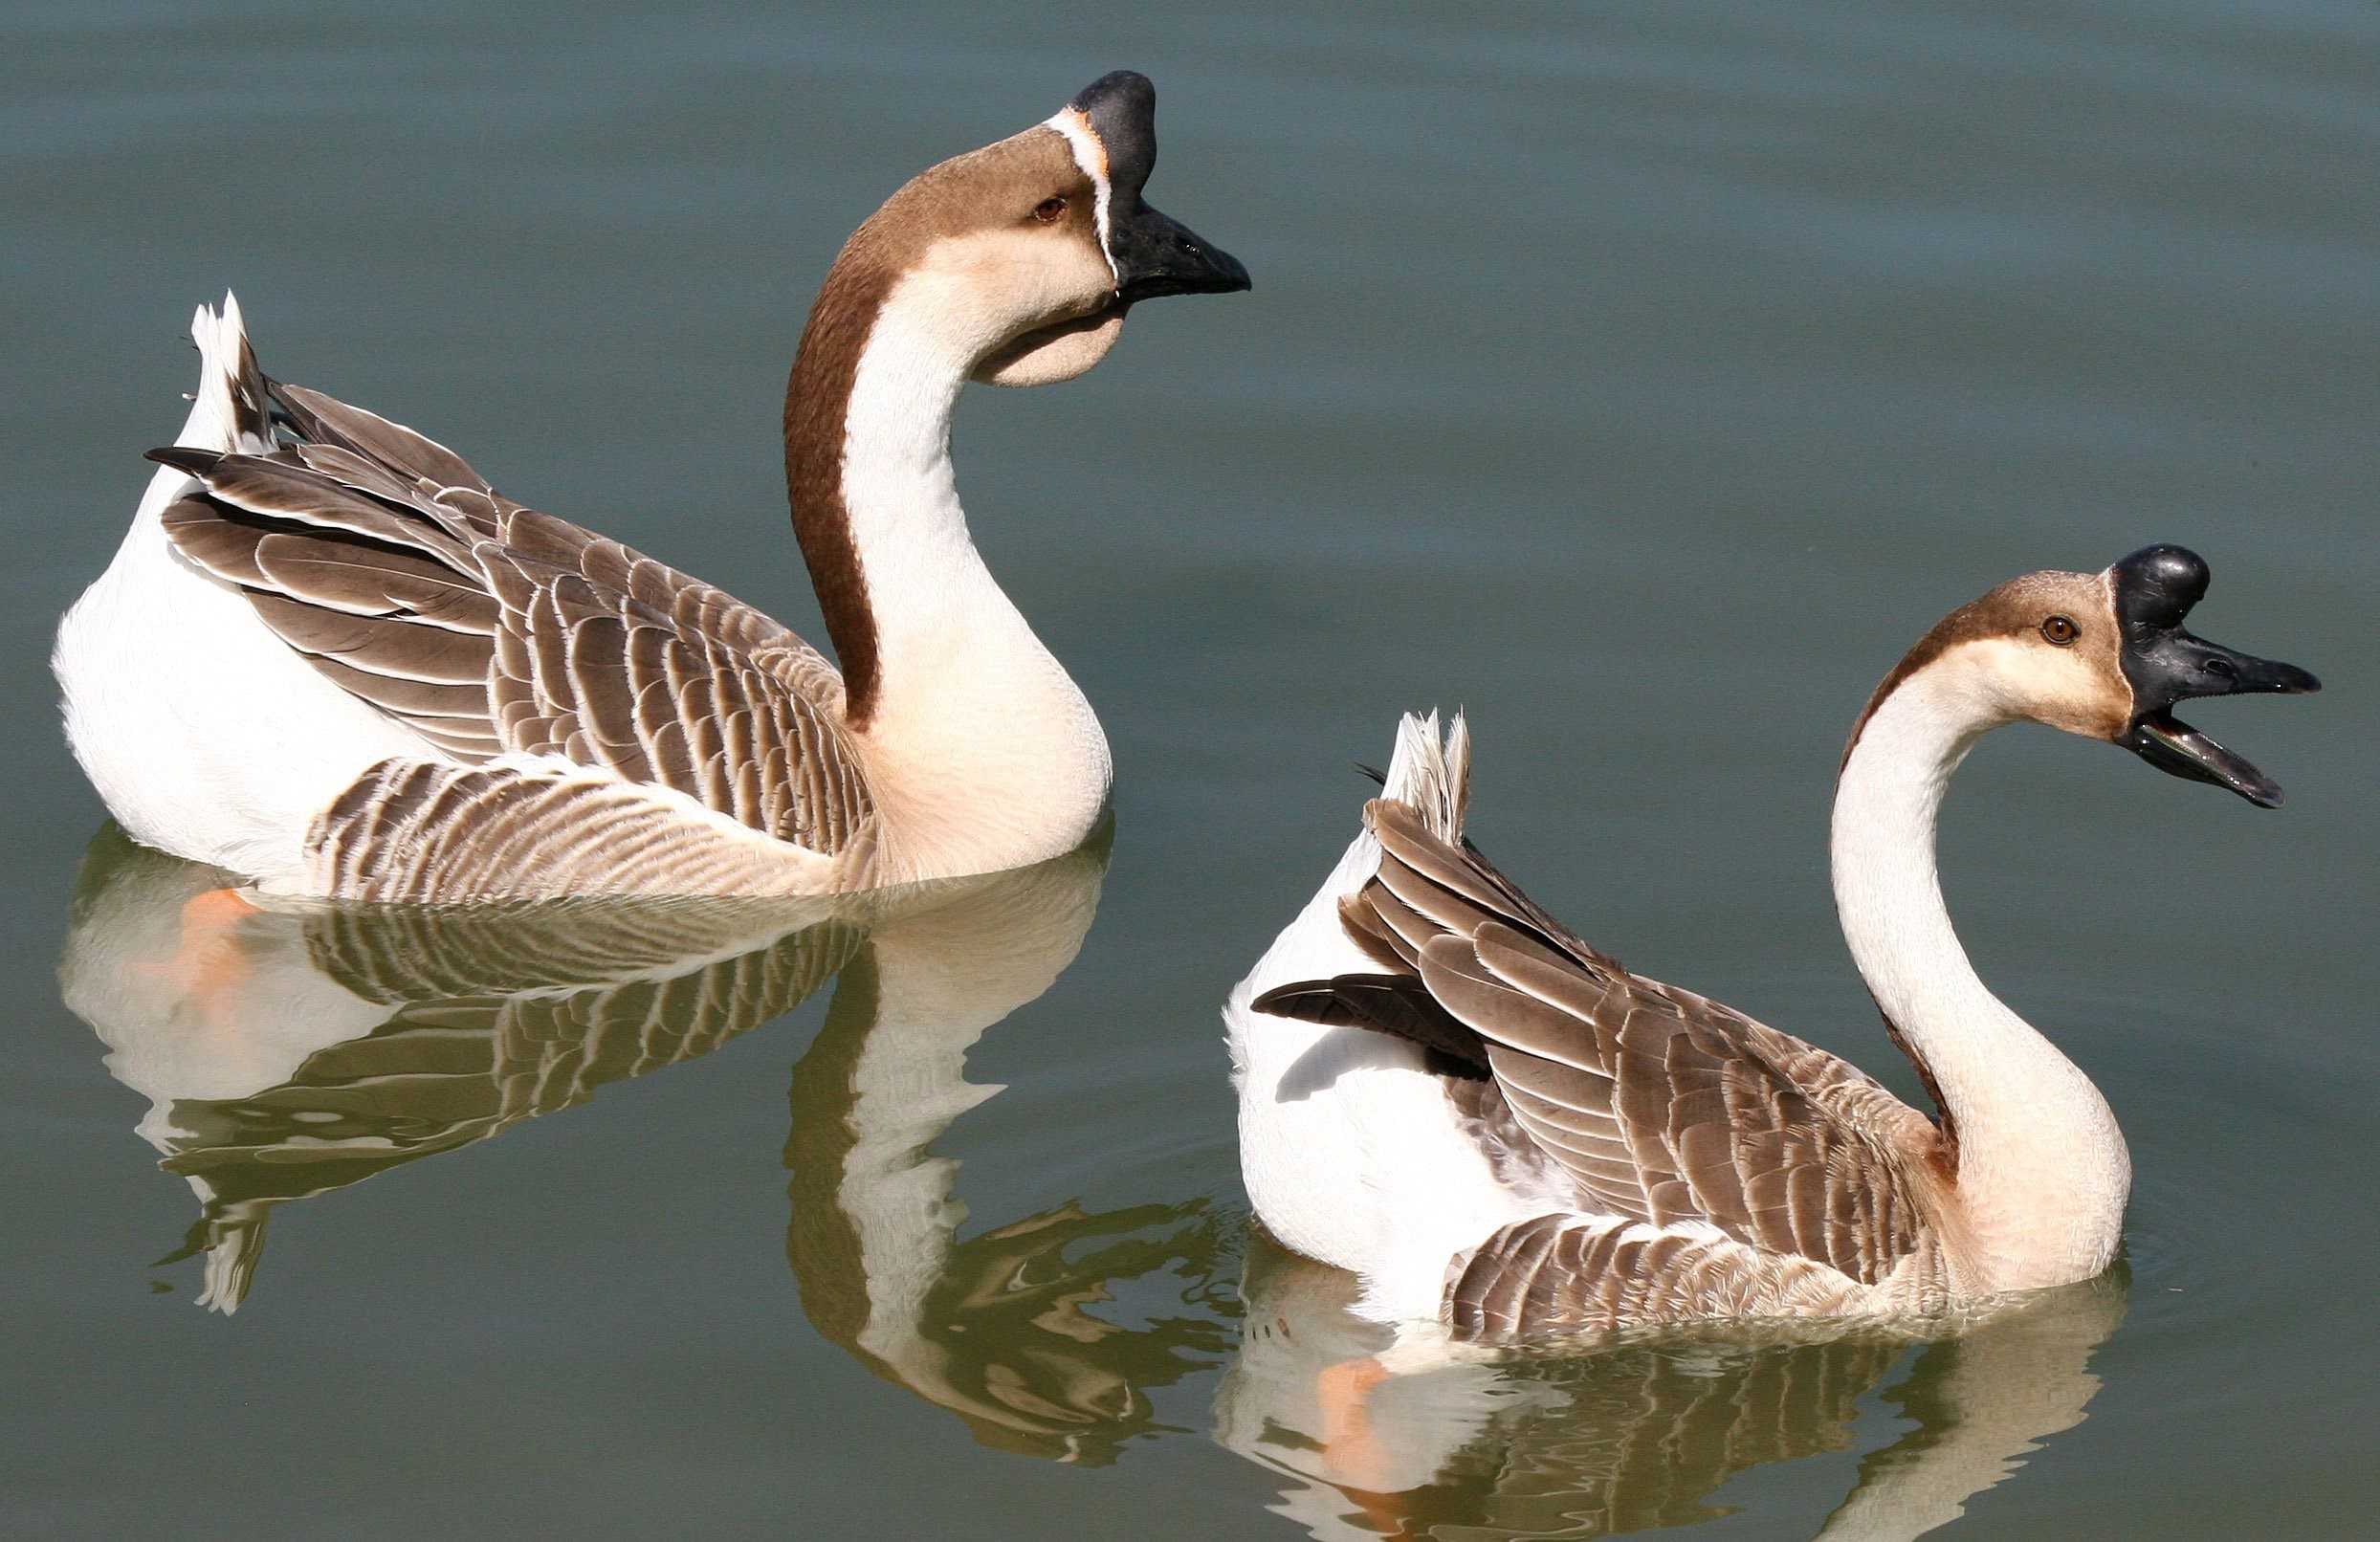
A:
1252 973 1489 1079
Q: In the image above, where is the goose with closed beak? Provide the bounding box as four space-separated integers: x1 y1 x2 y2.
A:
55 71 1247 901
1227 546 2316 1339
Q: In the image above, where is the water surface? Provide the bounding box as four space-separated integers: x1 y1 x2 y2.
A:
4 3 2374 1537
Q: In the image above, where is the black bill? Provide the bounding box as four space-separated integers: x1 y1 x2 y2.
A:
2108 543 2320 807
1110 205 1250 302
1068 71 1251 303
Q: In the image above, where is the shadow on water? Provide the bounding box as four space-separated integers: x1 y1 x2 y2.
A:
58 820 2125 1533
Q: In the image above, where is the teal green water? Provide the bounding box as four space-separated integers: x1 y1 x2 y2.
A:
4 4 2374 1537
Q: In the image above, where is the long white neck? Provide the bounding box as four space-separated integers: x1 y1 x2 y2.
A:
825 277 1111 880
1830 661 2127 1290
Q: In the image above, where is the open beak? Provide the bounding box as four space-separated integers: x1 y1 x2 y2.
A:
2109 544 2320 807
2123 701 2310 809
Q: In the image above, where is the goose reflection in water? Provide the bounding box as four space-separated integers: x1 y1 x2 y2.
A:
60 824 2125 1534
782 930 1240 1465
1217 1236 2126 1541
55 820 1114 1313
777 823 1240 1463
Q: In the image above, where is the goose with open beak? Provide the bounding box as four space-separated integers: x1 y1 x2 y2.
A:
1226 547 2316 1339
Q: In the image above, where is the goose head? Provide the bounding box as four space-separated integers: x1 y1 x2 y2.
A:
1852 544 2319 804
826 70 1248 387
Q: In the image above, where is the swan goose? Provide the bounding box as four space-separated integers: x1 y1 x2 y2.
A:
54 71 1246 902
1227 546 2315 1339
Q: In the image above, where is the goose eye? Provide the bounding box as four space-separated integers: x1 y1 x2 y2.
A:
2040 615 2079 646
1031 195 1068 224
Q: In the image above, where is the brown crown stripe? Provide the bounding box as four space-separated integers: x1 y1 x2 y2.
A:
1838 568 2115 770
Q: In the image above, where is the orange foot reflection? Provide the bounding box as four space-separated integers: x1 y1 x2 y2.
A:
143 887 261 1032
1317 1354 1408 1535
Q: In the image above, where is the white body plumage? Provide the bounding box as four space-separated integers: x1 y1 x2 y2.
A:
1225 716 1549 1325
54 298 444 879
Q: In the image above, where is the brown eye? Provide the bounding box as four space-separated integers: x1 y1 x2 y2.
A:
2040 615 2079 646
1031 195 1067 224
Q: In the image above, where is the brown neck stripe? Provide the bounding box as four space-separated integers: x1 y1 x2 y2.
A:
783 250 897 731
1838 606 1988 775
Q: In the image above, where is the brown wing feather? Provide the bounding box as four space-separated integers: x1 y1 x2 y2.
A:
1321 798 1944 1289
154 374 874 858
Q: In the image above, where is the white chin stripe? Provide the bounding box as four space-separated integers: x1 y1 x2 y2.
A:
1043 107 1117 285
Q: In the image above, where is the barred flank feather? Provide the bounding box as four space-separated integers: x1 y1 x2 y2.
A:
152 339 881 898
